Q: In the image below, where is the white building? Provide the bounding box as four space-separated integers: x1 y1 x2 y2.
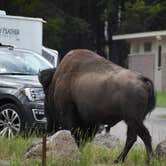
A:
112 30 166 91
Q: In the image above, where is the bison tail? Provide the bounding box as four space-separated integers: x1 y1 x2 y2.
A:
141 77 156 113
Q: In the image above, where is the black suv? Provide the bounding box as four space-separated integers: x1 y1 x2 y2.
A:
0 46 53 138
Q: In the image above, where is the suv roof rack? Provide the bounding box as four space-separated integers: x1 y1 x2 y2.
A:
0 43 14 49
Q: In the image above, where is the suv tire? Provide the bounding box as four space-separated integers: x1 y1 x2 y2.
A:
0 103 24 138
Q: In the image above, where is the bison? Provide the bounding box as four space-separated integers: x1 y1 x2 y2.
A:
39 49 156 163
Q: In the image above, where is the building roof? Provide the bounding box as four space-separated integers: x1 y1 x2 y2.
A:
112 30 166 40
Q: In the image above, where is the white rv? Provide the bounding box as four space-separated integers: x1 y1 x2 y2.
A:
0 10 58 66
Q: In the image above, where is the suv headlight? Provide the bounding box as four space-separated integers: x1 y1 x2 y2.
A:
23 87 45 101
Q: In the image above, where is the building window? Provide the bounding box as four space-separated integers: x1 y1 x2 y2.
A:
132 43 140 53
144 42 152 52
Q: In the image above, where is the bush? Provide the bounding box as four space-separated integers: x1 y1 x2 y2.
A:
43 16 94 58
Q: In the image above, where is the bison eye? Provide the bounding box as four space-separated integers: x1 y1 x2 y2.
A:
22 87 45 101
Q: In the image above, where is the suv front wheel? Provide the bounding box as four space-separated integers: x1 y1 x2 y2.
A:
0 103 24 138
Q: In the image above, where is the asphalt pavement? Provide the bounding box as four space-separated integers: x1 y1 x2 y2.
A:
108 107 166 146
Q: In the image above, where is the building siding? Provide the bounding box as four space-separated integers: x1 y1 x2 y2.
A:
128 54 155 82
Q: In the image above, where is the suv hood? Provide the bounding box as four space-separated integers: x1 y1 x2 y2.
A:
0 75 41 88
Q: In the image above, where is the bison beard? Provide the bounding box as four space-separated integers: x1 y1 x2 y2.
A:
39 49 156 163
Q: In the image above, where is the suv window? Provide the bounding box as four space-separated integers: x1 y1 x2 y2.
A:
0 50 53 75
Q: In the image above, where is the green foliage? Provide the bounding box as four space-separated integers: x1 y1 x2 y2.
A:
97 0 118 21
157 91 166 108
43 16 94 57
121 0 161 33
43 18 65 50
3 0 43 17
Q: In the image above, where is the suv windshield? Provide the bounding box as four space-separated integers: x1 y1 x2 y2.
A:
0 50 53 75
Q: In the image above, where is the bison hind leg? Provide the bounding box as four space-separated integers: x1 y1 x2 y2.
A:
114 121 137 163
137 122 154 162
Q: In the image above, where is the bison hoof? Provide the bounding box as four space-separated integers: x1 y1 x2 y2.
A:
113 159 119 164
114 158 124 164
114 157 124 164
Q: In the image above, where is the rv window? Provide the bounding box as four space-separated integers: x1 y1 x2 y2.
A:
144 42 152 52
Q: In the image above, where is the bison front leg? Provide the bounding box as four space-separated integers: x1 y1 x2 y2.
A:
73 125 99 146
83 126 99 141
47 116 54 134
114 122 137 163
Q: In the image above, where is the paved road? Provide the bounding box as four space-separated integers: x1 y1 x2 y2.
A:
108 107 166 146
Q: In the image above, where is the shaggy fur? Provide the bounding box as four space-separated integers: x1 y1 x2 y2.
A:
39 49 156 163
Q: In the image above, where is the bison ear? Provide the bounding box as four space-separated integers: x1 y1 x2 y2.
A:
38 68 56 88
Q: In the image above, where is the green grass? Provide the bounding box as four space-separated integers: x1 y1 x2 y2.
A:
158 115 166 119
0 137 166 166
0 136 40 165
157 91 166 108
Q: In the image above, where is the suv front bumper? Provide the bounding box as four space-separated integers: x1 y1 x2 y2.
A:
22 101 47 129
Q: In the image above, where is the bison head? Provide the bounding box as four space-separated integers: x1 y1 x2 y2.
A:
38 68 56 133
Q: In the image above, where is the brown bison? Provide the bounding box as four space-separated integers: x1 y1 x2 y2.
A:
39 49 156 163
